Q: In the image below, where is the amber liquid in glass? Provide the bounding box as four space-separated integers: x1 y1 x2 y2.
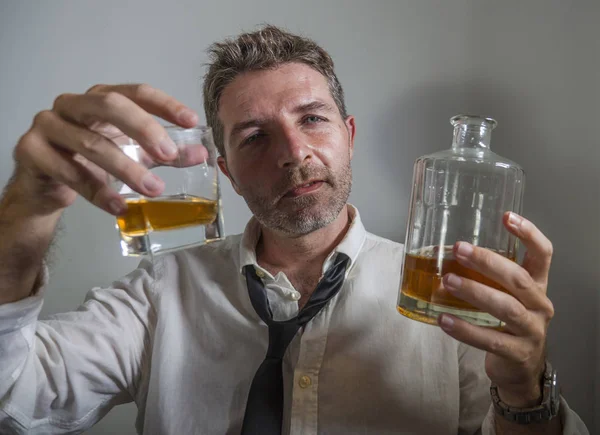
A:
399 248 514 312
117 195 218 236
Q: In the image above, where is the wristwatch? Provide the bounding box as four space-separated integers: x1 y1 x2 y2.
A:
490 361 560 424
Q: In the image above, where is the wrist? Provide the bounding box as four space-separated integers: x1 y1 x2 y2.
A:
494 360 547 409
491 361 561 425
1 172 67 218
0 177 63 251
0 174 64 305
497 383 543 408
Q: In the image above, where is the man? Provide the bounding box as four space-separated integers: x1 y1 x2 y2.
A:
0 25 589 434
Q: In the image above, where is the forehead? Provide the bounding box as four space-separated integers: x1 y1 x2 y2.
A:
218 63 333 126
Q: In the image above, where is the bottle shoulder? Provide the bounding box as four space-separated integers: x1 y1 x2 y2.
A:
416 148 524 172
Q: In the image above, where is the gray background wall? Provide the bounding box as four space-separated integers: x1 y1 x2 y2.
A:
0 1 597 433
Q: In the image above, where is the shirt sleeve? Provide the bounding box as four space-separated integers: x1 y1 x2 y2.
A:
0 258 158 434
456 342 492 435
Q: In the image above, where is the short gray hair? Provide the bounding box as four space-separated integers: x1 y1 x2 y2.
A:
203 25 348 157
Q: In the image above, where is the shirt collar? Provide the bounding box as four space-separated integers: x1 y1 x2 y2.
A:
238 204 367 277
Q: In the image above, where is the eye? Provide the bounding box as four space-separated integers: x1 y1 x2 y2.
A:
304 115 326 124
242 132 264 146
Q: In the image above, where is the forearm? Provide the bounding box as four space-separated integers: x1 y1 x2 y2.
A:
0 178 62 304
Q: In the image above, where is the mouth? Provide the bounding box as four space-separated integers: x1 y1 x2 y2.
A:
284 180 325 198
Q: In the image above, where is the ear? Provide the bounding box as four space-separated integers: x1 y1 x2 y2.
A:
344 115 356 160
217 156 242 196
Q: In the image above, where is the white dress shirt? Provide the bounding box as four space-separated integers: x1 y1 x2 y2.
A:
0 206 588 434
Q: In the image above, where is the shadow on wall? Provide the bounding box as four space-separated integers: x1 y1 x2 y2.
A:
366 80 469 242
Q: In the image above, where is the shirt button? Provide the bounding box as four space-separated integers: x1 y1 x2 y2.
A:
290 291 301 301
298 375 312 389
255 269 265 278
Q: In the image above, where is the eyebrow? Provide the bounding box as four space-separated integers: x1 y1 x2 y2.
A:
229 100 336 140
291 100 336 114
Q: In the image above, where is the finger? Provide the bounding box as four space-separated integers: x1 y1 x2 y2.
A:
504 212 553 284
20 131 126 216
453 242 546 308
137 142 210 169
442 273 535 335
33 110 165 197
87 83 199 127
438 314 529 363
177 143 211 167
53 92 179 161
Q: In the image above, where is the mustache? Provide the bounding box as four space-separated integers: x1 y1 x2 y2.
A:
272 165 332 197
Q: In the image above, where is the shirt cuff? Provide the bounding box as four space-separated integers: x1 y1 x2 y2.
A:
482 395 590 434
559 395 590 434
0 265 47 334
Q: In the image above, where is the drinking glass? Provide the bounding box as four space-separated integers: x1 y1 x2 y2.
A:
109 125 224 256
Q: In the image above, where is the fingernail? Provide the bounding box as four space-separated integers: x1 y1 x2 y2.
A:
508 212 522 230
444 273 462 291
439 315 455 330
142 173 163 192
179 110 198 125
109 199 125 215
456 242 473 258
159 137 178 158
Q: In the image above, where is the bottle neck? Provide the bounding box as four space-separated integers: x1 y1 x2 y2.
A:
452 123 492 149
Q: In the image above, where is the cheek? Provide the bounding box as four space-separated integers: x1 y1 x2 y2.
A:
229 156 272 187
314 128 350 164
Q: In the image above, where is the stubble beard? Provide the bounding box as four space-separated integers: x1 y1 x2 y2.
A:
241 158 352 236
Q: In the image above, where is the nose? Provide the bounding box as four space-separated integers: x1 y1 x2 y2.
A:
276 127 313 168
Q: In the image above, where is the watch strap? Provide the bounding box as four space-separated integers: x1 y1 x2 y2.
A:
490 361 560 424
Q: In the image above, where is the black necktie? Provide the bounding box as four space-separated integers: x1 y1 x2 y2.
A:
240 253 350 435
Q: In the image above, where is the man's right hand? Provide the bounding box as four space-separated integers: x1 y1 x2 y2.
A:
0 84 198 304
11 83 199 216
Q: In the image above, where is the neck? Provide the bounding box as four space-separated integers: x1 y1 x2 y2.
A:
256 205 351 272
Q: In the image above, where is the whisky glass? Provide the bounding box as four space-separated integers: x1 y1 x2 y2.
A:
109 126 224 256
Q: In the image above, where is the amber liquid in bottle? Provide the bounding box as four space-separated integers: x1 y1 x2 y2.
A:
398 247 514 315
117 194 218 236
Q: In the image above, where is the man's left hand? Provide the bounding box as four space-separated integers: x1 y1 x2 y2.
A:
438 211 555 407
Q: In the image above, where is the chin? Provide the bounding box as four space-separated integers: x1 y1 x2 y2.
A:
277 200 345 235
246 185 349 235
279 216 332 236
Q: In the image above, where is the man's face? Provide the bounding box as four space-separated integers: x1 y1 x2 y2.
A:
217 62 355 236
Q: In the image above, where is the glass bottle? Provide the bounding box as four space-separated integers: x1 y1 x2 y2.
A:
397 114 525 327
